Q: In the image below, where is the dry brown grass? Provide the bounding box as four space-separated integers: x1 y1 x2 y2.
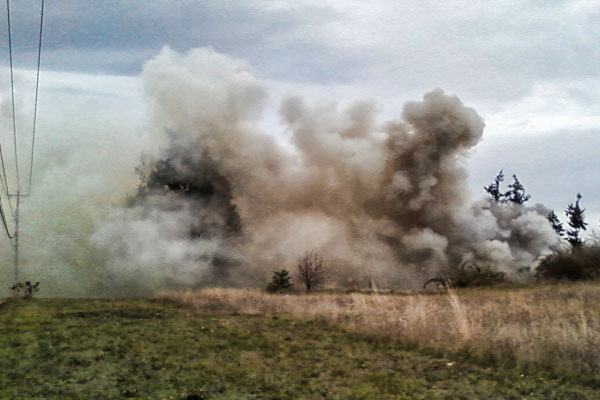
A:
158 282 600 378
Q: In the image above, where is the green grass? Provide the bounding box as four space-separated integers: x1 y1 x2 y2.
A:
0 299 598 399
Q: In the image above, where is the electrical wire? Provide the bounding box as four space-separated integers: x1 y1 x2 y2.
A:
5 0 20 193
1 0 45 241
0 0 16 219
0 200 14 239
26 0 44 195
0 162 14 219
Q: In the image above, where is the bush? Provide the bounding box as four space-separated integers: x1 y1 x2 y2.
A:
536 246 600 280
11 281 40 299
450 263 506 287
296 252 326 293
266 270 293 293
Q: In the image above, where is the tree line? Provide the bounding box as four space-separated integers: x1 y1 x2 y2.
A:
484 170 598 281
266 170 599 294
485 170 590 247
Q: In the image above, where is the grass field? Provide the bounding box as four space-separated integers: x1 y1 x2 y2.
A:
1 297 599 399
162 283 600 381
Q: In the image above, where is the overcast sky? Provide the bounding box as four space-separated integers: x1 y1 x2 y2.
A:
1 0 599 229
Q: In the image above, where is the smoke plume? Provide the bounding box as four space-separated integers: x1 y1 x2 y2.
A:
2 48 565 296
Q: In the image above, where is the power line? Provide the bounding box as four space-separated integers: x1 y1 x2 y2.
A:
0 143 11 206
5 0 20 193
1 0 46 285
0 0 12 200
0 164 14 219
0 200 14 239
0 0 16 219
26 0 44 195
6 0 21 194
0 172 14 235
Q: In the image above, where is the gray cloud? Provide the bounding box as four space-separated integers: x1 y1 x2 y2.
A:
2 0 598 97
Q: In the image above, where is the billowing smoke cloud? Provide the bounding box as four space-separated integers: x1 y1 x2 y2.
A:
88 47 564 293
1 47 566 296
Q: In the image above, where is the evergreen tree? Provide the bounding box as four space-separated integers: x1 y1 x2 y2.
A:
266 269 293 293
484 170 507 203
547 210 564 237
506 174 531 205
565 193 588 248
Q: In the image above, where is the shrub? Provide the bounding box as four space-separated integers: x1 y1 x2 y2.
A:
296 252 326 293
450 263 506 287
11 281 40 299
266 270 293 293
536 245 600 280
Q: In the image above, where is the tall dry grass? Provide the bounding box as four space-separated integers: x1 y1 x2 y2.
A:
159 283 600 377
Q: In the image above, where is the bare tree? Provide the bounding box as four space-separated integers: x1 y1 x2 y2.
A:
295 252 326 293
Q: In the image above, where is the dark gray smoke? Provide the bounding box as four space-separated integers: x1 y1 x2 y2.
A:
132 131 243 283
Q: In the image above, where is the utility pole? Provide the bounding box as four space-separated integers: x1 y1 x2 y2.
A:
14 190 20 283
10 190 26 284
2 0 44 286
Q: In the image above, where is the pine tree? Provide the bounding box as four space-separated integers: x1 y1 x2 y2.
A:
506 174 531 205
547 210 564 237
484 170 507 203
266 269 293 293
565 193 587 248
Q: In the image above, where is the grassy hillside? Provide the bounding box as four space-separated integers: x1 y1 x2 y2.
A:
1 298 598 399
